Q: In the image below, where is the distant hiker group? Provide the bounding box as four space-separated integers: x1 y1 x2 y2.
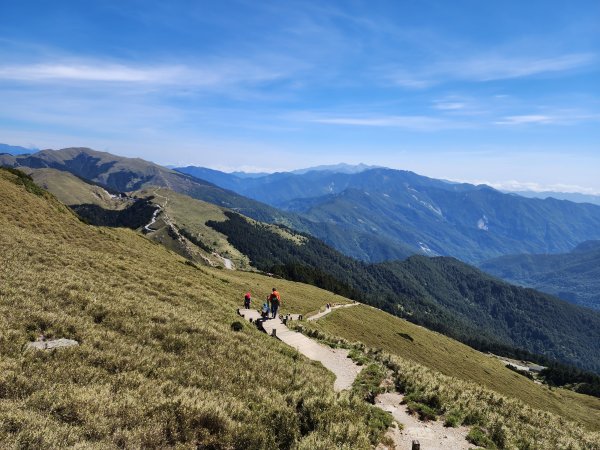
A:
243 288 281 319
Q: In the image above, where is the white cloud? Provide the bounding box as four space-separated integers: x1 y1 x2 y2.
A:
452 53 595 81
0 59 292 88
464 179 600 195
308 115 466 131
433 101 466 111
495 115 555 125
0 63 182 83
388 52 596 88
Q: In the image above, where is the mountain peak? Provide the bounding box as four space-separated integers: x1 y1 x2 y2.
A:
291 163 381 175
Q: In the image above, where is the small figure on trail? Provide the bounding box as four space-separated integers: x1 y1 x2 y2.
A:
261 300 270 319
244 291 251 309
269 288 281 319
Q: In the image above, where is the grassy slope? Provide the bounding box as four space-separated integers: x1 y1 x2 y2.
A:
0 169 379 449
136 187 252 270
23 167 128 209
2 168 598 447
1 147 297 226
309 305 600 431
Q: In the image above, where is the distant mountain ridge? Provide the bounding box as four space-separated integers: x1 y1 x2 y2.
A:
507 190 600 206
175 165 600 264
0 147 294 225
480 240 600 310
0 143 38 155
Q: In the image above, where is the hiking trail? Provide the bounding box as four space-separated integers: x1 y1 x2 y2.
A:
238 308 362 391
307 302 359 321
239 303 480 449
375 392 480 450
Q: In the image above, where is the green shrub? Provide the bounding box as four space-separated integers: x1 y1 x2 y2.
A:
352 363 386 403
406 401 437 421
230 321 243 332
348 348 370 366
467 426 497 449
444 410 462 428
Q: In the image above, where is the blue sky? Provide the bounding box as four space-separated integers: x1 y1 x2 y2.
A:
1 0 599 193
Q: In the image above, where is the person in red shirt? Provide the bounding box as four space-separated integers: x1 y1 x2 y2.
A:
243 291 251 309
269 288 281 319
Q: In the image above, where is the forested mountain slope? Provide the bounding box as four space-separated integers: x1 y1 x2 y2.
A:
208 211 600 374
480 241 600 310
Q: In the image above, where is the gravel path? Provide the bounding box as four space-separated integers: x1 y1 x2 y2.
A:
375 392 479 450
238 308 362 391
307 302 359 321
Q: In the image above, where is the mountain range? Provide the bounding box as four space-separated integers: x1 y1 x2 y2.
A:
480 241 600 311
507 190 600 206
0 147 294 225
4 147 600 369
176 165 600 264
3 165 600 448
0 143 37 155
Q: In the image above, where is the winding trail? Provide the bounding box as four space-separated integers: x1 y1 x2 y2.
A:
375 392 479 450
143 204 162 232
239 303 481 449
307 302 359 321
238 308 362 391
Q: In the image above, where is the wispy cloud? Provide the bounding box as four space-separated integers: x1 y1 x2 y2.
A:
0 58 294 88
495 111 600 126
433 101 466 111
495 114 555 125
452 53 595 81
467 179 600 195
308 114 467 131
388 52 596 89
0 63 187 83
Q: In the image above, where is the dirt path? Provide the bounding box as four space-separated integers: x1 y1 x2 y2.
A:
375 392 479 450
239 306 480 448
307 302 359 321
238 308 362 391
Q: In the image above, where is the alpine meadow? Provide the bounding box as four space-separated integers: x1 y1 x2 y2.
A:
2 1 600 449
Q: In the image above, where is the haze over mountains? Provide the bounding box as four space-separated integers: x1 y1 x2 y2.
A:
5 146 600 267
481 240 600 311
176 163 600 264
507 190 600 206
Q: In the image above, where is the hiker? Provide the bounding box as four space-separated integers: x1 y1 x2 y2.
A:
269 288 281 319
244 291 251 309
261 300 270 319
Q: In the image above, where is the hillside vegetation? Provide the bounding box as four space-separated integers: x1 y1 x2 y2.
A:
23 167 128 209
304 304 600 430
2 168 599 449
0 168 385 449
0 147 295 225
480 240 600 310
208 211 600 374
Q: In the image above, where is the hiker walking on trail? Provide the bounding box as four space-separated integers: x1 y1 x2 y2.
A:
244 291 251 309
269 288 281 319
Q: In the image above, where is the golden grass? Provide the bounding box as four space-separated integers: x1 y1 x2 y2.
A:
2 168 599 449
136 187 252 269
0 170 381 449
24 167 129 209
309 304 600 431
